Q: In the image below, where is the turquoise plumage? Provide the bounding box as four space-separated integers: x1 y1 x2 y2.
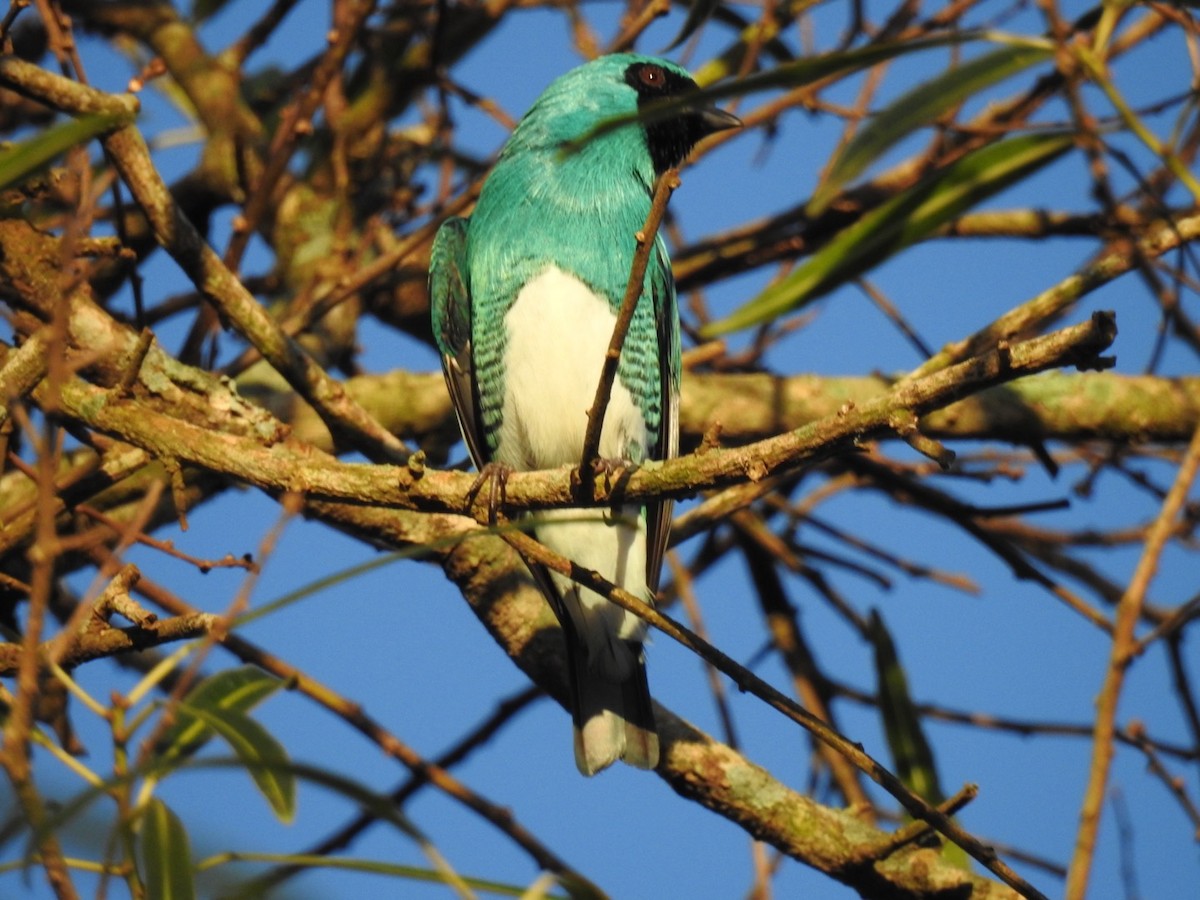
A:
431 54 738 775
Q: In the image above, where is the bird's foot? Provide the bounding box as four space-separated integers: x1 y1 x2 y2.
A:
591 456 631 482
578 456 634 498
466 461 512 524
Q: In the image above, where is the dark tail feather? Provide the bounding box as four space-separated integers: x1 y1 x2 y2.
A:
569 638 659 776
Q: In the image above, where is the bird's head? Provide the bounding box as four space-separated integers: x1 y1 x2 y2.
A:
504 54 741 176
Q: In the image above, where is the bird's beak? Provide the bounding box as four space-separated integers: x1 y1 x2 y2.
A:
695 105 742 136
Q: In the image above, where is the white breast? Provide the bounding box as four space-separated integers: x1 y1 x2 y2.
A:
498 266 647 470
498 266 652 665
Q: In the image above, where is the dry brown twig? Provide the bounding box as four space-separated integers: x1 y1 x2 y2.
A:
1065 420 1200 899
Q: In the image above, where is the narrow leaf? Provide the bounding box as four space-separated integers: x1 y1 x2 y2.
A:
809 42 1054 214
0 111 130 191
36 754 414 868
869 611 972 870
705 131 1073 334
191 0 235 21
694 31 978 97
579 32 981 152
897 131 1074 235
180 665 283 713
139 799 197 900
869 611 942 803
156 665 283 759
206 853 574 899
666 0 721 52
178 703 296 823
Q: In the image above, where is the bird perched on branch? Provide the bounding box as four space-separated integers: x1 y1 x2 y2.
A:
431 54 739 775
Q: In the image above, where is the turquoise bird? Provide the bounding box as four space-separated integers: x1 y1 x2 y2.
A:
430 55 739 775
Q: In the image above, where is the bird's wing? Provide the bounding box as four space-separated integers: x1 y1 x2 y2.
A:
646 237 680 596
430 216 489 468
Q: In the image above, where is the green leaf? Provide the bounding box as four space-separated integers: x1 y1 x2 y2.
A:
176 702 296 823
577 32 981 153
666 0 721 52
191 0 235 21
139 799 196 900
869 611 972 870
704 131 1073 335
33 755 412 871
157 666 284 759
809 42 1054 215
0 111 130 192
693 31 978 97
204 852 575 899
869 610 942 803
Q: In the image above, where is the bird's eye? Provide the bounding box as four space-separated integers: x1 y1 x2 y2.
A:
638 64 666 89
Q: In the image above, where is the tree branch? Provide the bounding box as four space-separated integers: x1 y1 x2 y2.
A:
298 496 1025 897
1065 419 1200 898
0 614 219 676
30 314 1118 521
0 56 409 465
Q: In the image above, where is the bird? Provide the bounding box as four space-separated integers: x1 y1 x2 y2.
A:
430 54 739 775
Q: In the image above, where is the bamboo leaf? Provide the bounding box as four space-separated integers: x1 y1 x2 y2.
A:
0 111 130 191
704 131 1073 335
694 31 979 98
577 32 982 152
666 0 721 52
809 42 1054 215
34 756 418 866
139 799 197 900
156 666 284 759
869 610 942 803
191 0 236 21
869 611 971 870
204 852 575 899
177 703 296 823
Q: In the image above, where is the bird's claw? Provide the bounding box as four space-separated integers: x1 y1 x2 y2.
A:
591 457 629 482
467 462 512 524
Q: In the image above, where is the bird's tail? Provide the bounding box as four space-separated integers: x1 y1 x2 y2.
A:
524 513 660 776
569 637 659 776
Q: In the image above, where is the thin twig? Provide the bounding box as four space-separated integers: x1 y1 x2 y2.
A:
849 783 979 865
1065 420 1200 899
1127 721 1200 833
733 515 876 817
0 306 77 899
1128 592 1200 657
246 686 543 894
0 56 409 465
830 678 1198 761
224 0 377 275
116 567 596 889
1166 636 1200 766
579 168 679 477
498 527 1050 900
669 553 741 748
